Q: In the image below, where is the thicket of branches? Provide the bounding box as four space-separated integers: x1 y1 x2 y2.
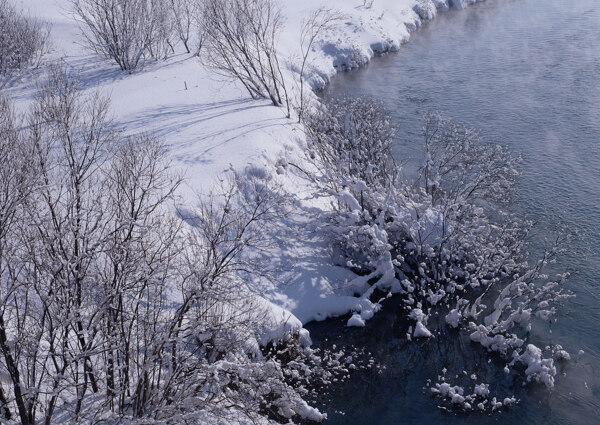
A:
71 0 180 71
303 97 395 195
0 0 49 87
70 0 336 121
303 97 573 411
201 0 290 115
0 68 342 425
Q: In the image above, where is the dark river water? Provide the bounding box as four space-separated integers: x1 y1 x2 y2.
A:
307 0 600 424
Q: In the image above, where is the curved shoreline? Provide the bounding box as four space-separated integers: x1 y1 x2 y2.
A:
9 0 494 342
299 0 489 93
280 0 491 330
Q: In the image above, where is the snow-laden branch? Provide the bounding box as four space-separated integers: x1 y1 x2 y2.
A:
302 98 574 412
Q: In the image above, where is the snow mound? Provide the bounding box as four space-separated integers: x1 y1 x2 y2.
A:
515 344 556 388
347 313 366 327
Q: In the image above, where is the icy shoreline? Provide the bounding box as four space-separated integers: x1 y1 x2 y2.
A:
257 0 491 337
283 0 488 94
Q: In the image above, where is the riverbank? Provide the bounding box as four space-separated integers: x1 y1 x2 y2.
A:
11 0 488 344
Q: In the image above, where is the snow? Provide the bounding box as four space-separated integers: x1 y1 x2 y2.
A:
445 309 461 328
409 308 433 338
474 383 490 397
432 382 465 404
4 0 576 421
255 296 304 346
413 321 431 338
515 344 557 388
9 0 491 346
347 313 366 327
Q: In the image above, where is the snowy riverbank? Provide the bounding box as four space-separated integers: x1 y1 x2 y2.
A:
11 0 487 344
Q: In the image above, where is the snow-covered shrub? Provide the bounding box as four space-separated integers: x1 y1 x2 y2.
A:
431 376 517 412
200 0 290 115
304 96 395 193
71 0 176 71
0 0 49 87
257 332 359 422
420 112 519 206
304 99 573 410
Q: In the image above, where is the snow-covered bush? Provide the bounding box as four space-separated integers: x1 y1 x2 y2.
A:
0 0 49 87
305 98 573 410
71 0 176 71
200 0 290 115
304 96 395 194
431 374 517 412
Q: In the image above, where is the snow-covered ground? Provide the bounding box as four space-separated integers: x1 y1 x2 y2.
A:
9 0 485 343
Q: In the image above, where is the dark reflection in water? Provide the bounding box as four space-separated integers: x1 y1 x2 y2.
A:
312 0 600 424
306 296 566 425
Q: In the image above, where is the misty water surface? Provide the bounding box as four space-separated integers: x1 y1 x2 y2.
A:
307 0 600 424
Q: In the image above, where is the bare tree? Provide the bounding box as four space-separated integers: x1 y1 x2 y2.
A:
0 91 38 424
146 0 177 60
0 0 49 87
1 65 334 424
96 133 182 414
297 7 343 122
169 0 200 54
201 0 290 115
0 67 183 424
26 65 118 420
71 0 175 71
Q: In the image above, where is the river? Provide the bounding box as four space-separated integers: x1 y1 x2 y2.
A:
307 1 600 424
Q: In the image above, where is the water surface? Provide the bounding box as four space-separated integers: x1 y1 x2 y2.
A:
308 1 600 423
